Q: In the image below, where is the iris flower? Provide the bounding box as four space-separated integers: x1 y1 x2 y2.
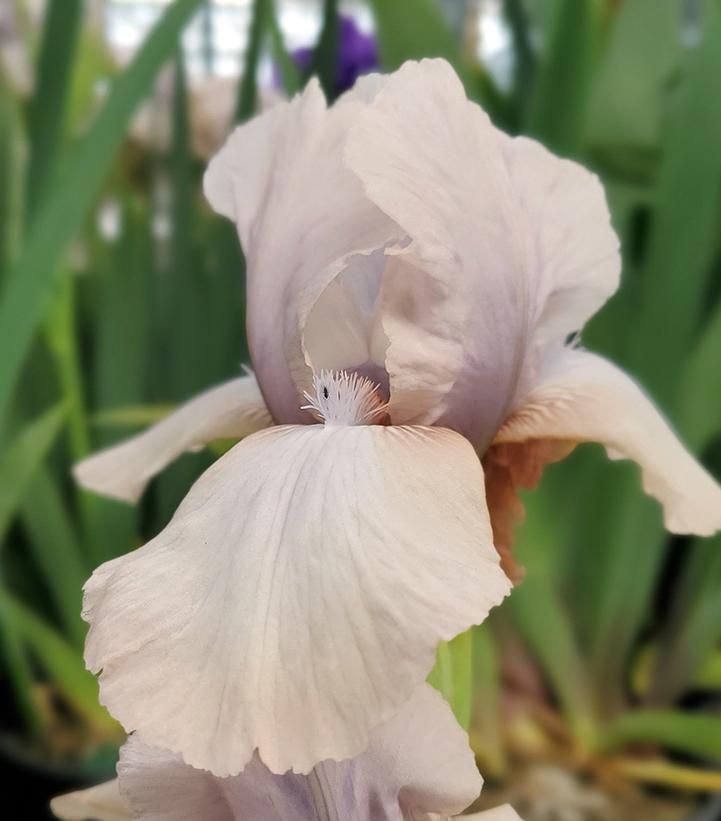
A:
76 60 721 778
51 686 521 821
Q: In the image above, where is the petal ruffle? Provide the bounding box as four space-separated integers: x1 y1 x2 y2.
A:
74 375 271 503
495 348 721 536
84 424 510 776
50 780 128 821
204 80 399 424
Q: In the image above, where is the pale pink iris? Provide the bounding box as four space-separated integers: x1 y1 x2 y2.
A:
73 60 721 780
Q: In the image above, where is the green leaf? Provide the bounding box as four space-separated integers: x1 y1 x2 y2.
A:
0 404 87 644
309 0 338 100
19 468 88 646
509 574 597 750
368 0 467 81
0 587 117 734
680 300 721 451
268 0 301 95
0 80 24 282
25 0 83 218
584 0 681 151
153 53 213 526
649 535 721 703
526 0 601 154
82 197 151 566
503 0 537 123
583 0 721 703
601 710 721 761
45 275 90 460
0 583 43 733
0 404 66 540
509 483 597 749
695 649 721 690
236 0 270 122
0 0 204 428
628 0 721 407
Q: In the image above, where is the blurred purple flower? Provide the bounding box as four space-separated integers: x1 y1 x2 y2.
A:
279 15 378 96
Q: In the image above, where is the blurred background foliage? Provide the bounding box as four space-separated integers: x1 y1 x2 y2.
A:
1 0 721 818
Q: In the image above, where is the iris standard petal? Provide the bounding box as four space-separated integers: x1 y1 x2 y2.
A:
204 80 400 425
74 375 271 503
495 347 721 536
500 135 620 351
345 59 621 448
345 58 532 448
50 780 128 821
83 423 510 776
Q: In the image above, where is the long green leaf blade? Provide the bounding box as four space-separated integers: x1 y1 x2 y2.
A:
368 0 466 80
20 469 89 646
0 404 66 540
309 0 338 100
236 0 270 122
0 586 42 733
25 0 84 217
526 0 600 154
0 0 204 428
628 0 721 406
602 711 721 762
0 588 117 733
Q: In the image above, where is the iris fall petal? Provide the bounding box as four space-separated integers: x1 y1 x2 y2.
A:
83 423 510 775
496 348 721 536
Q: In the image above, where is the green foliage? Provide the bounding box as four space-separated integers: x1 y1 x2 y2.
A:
368 0 466 78
526 0 600 155
0 0 204 427
601 710 721 762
